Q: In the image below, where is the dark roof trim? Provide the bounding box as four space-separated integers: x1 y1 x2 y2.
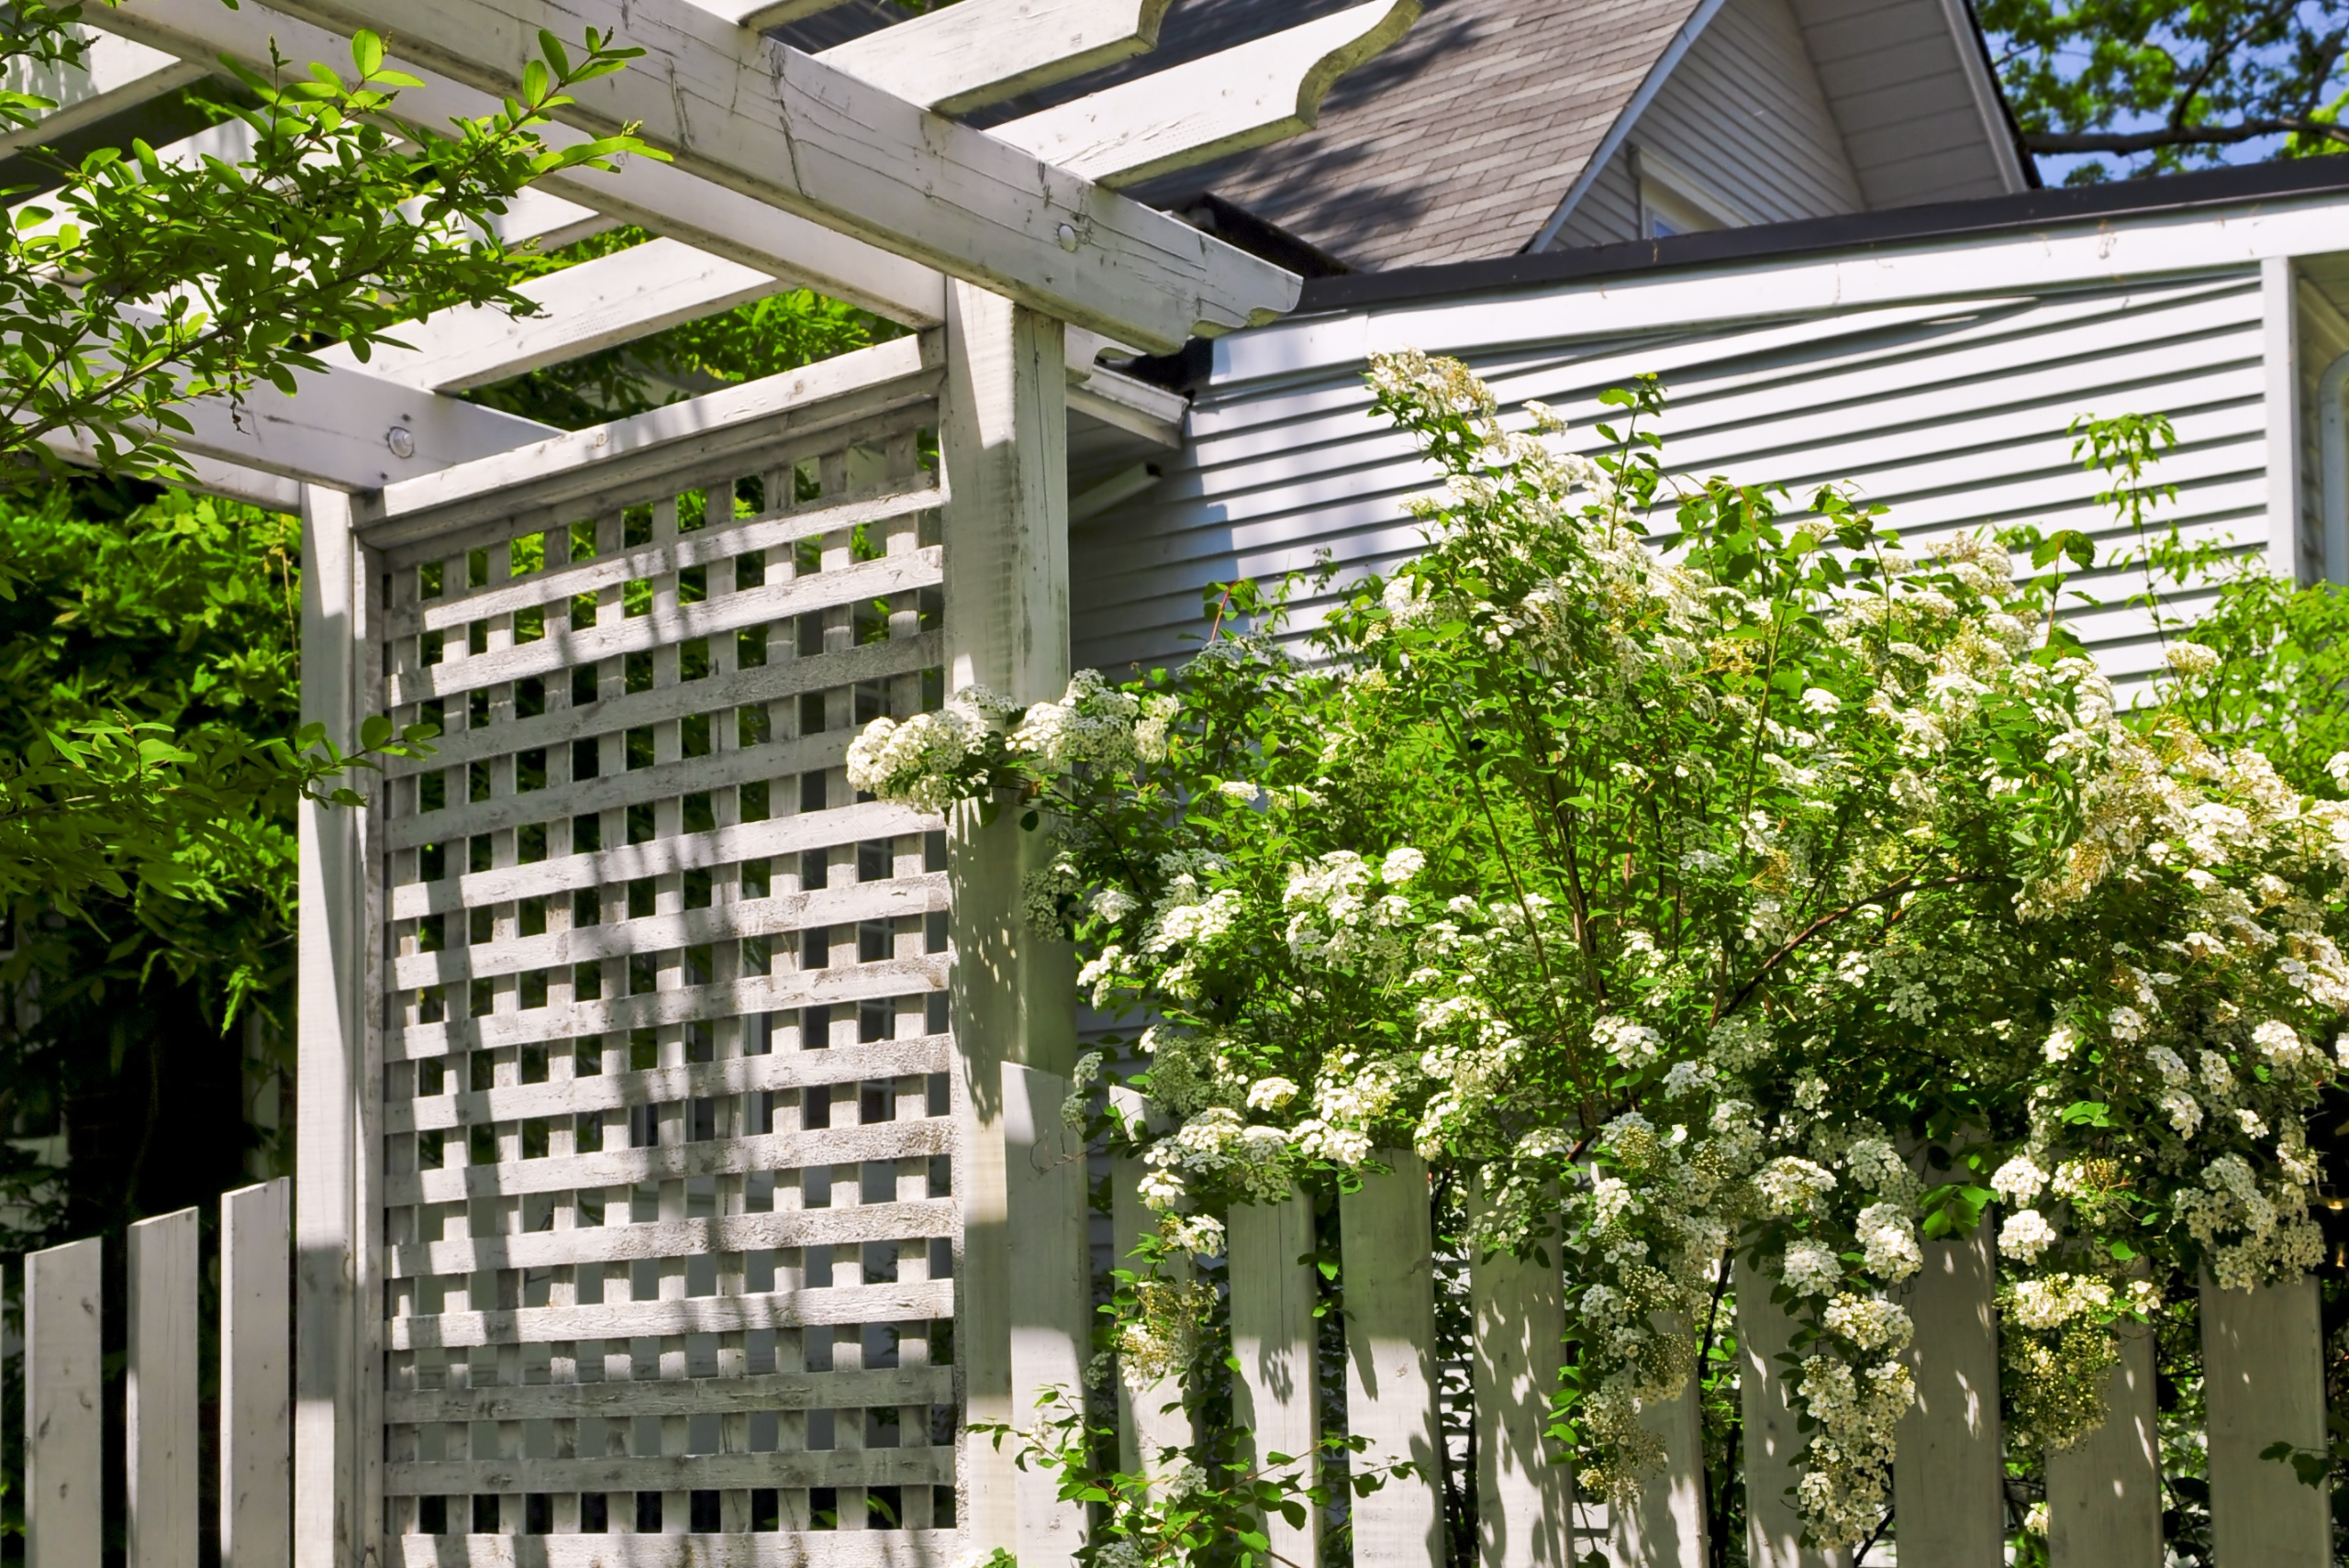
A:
1298 156 2349 315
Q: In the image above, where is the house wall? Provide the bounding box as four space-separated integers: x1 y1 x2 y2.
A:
1550 0 1865 248
1070 267 2274 700
1786 0 2022 206
2295 271 2349 583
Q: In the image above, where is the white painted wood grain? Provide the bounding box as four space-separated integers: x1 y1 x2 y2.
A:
2202 1273 2331 1567
0 29 205 152
1467 1175 1571 1568
388 1444 953 1495
318 238 781 393
2044 1320 2161 1568
386 1529 963 1567
95 0 1301 351
818 0 1174 114
1735 1258 1849 1568
1002 1063 1089 1568
1230 1192 1319 1568
26 1239 103 1568
389 1278 954 1350
1611 1326 1705 1568
387 1199 956 1278
385 1118 950 1207
362 336 945 543
129 1207 200 1568
1891 1223 2004 1568
993 0 1419 188
385 1365 952 1423
1340 1152 1442 1568
222 1180 292 1568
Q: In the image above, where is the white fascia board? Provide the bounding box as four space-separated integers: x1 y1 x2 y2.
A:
101 0 1301 352
87 0 945 328
685 0 852 22
992 0 1419 189
818 0 1175 115
358 332 944 542
0 30 207 154
1222 194 2349 384
316 237 780 392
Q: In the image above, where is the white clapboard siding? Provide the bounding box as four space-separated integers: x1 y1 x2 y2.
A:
1071 265 2272 705
373 384 959 1558
1551 0 1863 248
1785 0 2022 206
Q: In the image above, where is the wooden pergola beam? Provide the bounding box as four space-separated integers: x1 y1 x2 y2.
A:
0 29 206 154
995 0 1421 187
818 0 1176 115
102 0 1300 352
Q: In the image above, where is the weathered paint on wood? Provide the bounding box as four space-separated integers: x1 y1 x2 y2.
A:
129 1207 201 1568
1002 1063 1089 1568
1736 1258 1849 1568
819 0 1175 114
1611 1319 1706 1568
2202 1273 2331 1567
224 1180 294 1568
1891 1226 2005 1568
2045 1321 2161 1568
26 1239 103 1568
1231 1191 1320 1568
1467 1177 1572 1568
1341 1152 1442 1568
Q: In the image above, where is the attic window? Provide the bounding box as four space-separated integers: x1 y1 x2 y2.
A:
1631 146 1732 239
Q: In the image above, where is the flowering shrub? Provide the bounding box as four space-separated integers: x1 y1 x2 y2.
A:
851 354 2349 1551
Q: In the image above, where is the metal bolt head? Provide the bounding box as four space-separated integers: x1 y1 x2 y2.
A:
1056 222 1079 252
386 426 417 459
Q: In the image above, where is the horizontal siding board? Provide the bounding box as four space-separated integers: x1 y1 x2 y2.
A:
1072 271 2276 684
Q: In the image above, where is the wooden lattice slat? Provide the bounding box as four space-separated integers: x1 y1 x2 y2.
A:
376 418 958 1559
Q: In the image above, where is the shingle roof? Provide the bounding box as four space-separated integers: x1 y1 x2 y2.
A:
1113 0 1707 270
785 0 1703 272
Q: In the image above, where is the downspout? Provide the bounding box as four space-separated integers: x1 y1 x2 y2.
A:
2321 350 2349 584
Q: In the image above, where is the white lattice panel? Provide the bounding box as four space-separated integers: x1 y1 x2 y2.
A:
373 412 962 1562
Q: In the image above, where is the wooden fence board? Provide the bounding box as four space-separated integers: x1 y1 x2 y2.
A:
26 1239 103 1568
223 1180 293 1568
1230 1191 1319 1568
1466 1181 1571 1568
1341 1152 1442 1568
2202 1273 2331 1566
2045 1321 2162 1568
1735 1258 1848 1568
1891 1226 2005 1568
129 1207 201 1568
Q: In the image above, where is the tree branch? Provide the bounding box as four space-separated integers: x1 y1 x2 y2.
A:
2024 117 2349 153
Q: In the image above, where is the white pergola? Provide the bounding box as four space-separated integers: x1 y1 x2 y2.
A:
35 4 1417 1564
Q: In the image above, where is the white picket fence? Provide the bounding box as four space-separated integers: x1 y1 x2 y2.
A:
985 1071 2341 1568
19 1178 290 1568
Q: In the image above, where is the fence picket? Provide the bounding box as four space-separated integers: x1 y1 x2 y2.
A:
26 1239 102 1568
1610 1320 1705 1568
1341 1151 1442 1568
2201 1273 2330 1566
1734 1258 1848 1568
2045 1320 2161 1568
1230 1190 1320 1568
1891 1224 2005 1567
1465 1177 1572 1568
1003 1062 1089 1568
224 1179 294 1567
1108 1089 1191 1485
129 1206 201 1568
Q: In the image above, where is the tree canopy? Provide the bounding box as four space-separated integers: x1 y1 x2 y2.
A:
1979 0 2349 178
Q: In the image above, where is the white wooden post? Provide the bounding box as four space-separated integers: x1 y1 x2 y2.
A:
2202 1273 2331 1567
1341 1151 1443 1568
1468 1176 1572 1568
295 484 374 1568
2045 1321 2160 1568
941 278 1077 1557
224 1179 293 1568
1891 1224 2005 1568
1109 1086 1192 1482
1231 1190 1321 1568
26 1239 102 1568
1609 1319 1706 1568
130 1206 200 1568
1736 1258 1850 1568
1003 1062 1091 1568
